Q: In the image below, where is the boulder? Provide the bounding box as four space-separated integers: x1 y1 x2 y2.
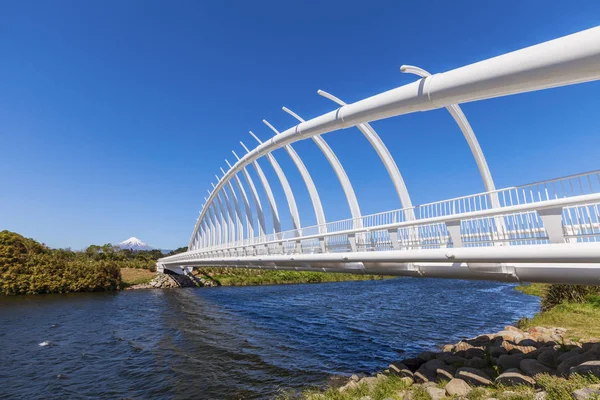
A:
494 330 524 343
519 359 554 376
445 355 468 365
533 392 547 400
455 367 493 386
490 346 508 358
445 378 471 396
581 342 600 352
400 358 425 372
400 376 413 386
436 365 457 381
358 376 378 389
495 371 536 387
418 351 438 362
557 348 584 363
557 351 600 376
518 338 541 348
414 369 436 384
389 362 413 378
421 359 447 373
425 387 446 400
465 357 487 369
570 361 600 378
465 348 486 359
454 342 476 352
572 388 600 400
338 380 359 393
442 344 455 352
498 354 525 371
537 349 558 367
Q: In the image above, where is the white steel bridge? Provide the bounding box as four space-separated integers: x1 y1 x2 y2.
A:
158 26 600 285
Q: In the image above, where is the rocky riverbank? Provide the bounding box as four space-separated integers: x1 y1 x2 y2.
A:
126 272 217 290
312 325 600 400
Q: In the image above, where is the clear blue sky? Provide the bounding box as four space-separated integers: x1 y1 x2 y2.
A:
1 1 599 250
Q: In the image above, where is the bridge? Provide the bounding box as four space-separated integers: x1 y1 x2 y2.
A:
158 26 600 285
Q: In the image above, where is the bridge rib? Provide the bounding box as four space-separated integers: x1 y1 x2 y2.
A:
211 188 229 249
282 107 362 228
317 90 414 220
216 186 237 246
227 161 256 242
240 141 281 234
188 27 600 250
233 150 268 237
263 120 327 231
400 65 498 204
221 167 245 243
249 131 301 232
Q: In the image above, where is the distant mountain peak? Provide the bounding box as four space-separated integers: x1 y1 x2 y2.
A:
118 237 152 251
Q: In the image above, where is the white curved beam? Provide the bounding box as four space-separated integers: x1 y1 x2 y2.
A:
400 65 497 199
207 202 220 247
188 27 600 244
249 131 301 232
317 90 414 220
216 184 236 245
263 119 327 230
282 106 362 227
240 141 281 233
210 188 228 247
233 150 268 236
222 167 245 243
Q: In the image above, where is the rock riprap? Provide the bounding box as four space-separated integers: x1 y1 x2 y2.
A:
127 272 215 290
335 326 600 399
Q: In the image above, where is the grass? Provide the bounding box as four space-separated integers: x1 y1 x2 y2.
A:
514 283 548 297
518 302 600 341
287 373 600 400
120 268 155 288
195 267 390 287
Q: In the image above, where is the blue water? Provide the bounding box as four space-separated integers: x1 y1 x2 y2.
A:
0 278 539 399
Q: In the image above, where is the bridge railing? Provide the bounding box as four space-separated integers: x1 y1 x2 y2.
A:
170 170 600 260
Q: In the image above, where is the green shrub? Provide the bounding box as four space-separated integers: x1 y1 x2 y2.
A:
541 284 600 311
0 231 121 295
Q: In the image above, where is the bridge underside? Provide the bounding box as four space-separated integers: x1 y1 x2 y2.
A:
158 243 600 285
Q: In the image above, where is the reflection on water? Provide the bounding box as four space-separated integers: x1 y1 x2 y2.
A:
0 278 539 399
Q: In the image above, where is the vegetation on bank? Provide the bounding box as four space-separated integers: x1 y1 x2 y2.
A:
120 268 156 288
287 373 600 400
0 231 121 295
515 282 600 341
194 267 389 286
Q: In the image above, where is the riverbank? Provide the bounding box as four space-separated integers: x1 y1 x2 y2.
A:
124 268 390 290
293 283 600 400
297 325 600 400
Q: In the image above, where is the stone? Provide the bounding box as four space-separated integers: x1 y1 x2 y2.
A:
351 374 360 381
533 392 547 400
572 388 600 400
436 365 457 381
422 359 447 373
557 348 584 363
445 378 471 396
494 330 524 343
338 380 359 393
508 345 538 355
414 369 435 384
389 362 414 378
570 361 600 378
498 354 525 371
490 346 508 358
557 351 600 376
442 344 455 352
520 359 553 376
445 355 468 365
425 387 447 400
537 349 557 367
465 357 487 369
418 351 438 362
518 338 541 348
465 348 486 359
581 342 600 352
400 377 413 386
358 376 378 389
455 367 493 386
400 358 425 372
454 341 476 352
495 371 536 387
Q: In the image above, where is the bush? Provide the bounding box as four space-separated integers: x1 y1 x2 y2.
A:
0 231 121 295
541 284 600 311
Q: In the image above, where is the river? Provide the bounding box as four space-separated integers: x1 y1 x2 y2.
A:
0 278 539 399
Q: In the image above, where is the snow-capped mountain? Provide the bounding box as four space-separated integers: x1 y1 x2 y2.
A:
118 237 153 251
